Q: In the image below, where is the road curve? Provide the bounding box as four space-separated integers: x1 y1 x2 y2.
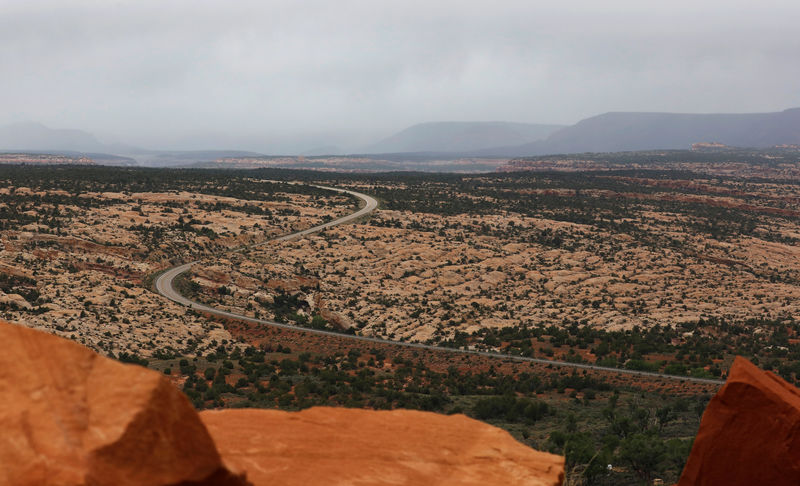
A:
155 183 725 386
156 184 377 305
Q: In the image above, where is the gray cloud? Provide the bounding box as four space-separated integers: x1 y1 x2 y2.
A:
1 0 799 151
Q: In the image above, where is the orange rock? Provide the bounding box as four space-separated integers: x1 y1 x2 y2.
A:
678 356 800 485
0 319 563 485
201 407 564 486
0 320 246 486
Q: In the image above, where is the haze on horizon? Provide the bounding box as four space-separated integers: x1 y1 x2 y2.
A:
1 0 799 153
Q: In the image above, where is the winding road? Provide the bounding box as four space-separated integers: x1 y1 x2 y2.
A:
155 183 725 386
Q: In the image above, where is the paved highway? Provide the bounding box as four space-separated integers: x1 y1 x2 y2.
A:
155 183 725 386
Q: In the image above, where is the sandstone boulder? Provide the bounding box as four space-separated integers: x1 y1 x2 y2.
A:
201 407 564 486
0 320 246 486
0 318 564 485
678 356 800 485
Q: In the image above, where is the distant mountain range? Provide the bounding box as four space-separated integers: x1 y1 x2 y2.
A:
366 121 564 154
2 108 800 166
505 108 800 156
363 109 800 156
0 123 266 167
0 122 106 153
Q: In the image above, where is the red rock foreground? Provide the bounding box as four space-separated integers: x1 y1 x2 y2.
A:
678 356 800 485
202 407 564 486
0 320 564 485
0 320 245 486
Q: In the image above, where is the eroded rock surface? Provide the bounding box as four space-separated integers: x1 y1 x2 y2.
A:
678 356 800 485
201 407 565 486
0 318 564 485
0 320 246 486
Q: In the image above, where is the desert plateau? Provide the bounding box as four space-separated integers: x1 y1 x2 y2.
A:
5 1 800 483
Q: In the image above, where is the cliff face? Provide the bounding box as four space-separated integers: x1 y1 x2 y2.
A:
678 356 800 485
0 320 564 485
201 408 565 486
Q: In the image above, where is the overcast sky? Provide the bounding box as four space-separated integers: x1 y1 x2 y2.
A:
1 0 799 151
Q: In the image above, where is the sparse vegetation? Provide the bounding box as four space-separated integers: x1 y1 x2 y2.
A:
5 157 800 485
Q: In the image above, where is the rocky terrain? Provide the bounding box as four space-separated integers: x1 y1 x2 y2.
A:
5 164 800 484
497 148 800 180
190 178 800 346
0 167 354 357
207 155 509 172
0 153 94 165
0 319 565 486
4 318 797 485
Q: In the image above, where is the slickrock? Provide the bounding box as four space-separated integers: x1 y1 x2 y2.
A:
678 356 800 485
201 407 565 486
0 320 246 486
